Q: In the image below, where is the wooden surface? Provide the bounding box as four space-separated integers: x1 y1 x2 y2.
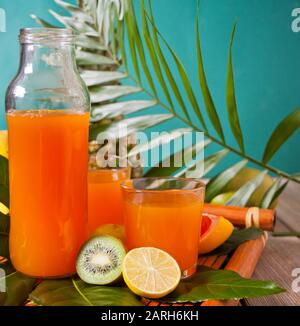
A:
245 181 300 306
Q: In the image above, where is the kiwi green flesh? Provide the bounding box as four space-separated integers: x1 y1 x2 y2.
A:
76 235 126 285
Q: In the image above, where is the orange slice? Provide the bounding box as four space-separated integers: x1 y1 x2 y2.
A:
199 214 234 254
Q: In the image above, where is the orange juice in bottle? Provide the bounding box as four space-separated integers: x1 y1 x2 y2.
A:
5 28 90 277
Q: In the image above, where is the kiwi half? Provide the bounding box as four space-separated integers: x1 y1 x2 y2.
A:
76 235 126 285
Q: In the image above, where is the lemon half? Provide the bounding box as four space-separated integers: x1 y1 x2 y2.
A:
123 247 181 299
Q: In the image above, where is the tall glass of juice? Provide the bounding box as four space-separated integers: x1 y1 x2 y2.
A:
121 177 205 278
5 28 90 278
88 167 130 235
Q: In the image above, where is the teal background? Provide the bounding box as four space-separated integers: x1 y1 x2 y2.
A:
0 0 299 174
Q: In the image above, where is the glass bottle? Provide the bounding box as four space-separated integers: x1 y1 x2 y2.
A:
5 28 90 278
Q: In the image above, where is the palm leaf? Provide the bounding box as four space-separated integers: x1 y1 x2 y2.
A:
96 114 172 141
177 147 228 178
205 160 248 201
196 0 224 141
89 85 142 103
263 107 300 163
124 8 141 85
91 100 157 121
81 70 127 87
226 23 245 153
126 0 157 97
140 0 173 109
147 0 192 122
260 178 288 209
30 15 56 28
128 128 192 158
145 140 211 177
146 11 207 131
76 50 116 65
54 0 93 23
226 170 268 207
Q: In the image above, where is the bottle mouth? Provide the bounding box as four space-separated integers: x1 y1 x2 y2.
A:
19 28 75 44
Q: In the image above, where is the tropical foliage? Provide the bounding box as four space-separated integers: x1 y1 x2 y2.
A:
31 0 300 208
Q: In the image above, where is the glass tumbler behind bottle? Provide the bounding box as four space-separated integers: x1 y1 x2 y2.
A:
5 28 90 278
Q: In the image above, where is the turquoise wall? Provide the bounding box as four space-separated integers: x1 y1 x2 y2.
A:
0 0 299 174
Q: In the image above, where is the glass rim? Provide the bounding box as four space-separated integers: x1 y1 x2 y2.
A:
120 176 205 193
19 28 75 44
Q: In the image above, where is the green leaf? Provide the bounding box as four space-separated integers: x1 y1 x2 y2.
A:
91 100 157 121
76 50 116 66
76 34 107 51
179 148 228 179
117 18 128 72
0 155 9 208
205 227 264 257
81 70 126 87
90 85 142 103
54 0 93 23
203 149 229 176
145 140 211 177
29 279 142 306
0 213 9 258
226 23 245 153
109 5 117 59
205 160 248 202
126 1 157 97
148 0 191 122
161 267 284 303
124 10 141 85
49 10 98 36
263 107 300 163
30 15 56 28
141 0 173 109
196 1 224 141
128 128 192 158
226 170 268 207
96 0 126 46
293 172 300 181
0 272 36 306
96 114 172 142
260 178 288 209
146 11 207 130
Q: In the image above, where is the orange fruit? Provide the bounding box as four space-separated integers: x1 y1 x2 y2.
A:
199 214 234 254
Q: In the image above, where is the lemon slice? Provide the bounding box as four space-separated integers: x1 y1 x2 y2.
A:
122 247 181 299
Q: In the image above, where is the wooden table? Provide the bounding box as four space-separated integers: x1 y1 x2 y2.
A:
245 181 300 306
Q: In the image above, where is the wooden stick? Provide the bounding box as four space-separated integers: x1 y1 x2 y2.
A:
203 203 276 231
201 233 267 306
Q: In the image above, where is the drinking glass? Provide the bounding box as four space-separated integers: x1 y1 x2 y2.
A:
88 167 131 235
121 177 205 278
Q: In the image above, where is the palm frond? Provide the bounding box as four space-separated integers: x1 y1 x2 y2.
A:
196 0 224 141
32 0 300 208
226 23 245 153
263 107 300 163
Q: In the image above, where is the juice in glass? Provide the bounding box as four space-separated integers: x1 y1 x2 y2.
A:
7 109 89 277
121 177 205 278
88 167 130 235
